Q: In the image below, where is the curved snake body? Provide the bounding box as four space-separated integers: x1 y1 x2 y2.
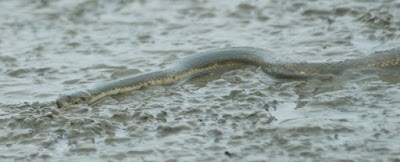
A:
56 47 400 108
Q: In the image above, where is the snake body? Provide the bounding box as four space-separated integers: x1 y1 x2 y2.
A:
56 47 400 108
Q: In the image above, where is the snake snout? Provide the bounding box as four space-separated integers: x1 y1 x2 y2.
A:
56 95 71 108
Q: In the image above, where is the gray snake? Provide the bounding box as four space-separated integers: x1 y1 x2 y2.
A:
56 47 400 108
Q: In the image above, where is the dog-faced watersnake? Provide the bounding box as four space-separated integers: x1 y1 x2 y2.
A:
56 47 400 108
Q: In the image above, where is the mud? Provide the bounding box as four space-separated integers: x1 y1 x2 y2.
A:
0 0 399 161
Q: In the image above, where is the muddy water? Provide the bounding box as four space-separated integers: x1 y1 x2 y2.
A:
1 0 400 161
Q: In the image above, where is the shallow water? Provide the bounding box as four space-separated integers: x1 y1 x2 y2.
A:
1 0 400 161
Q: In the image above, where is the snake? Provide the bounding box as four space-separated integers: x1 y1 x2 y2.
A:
56 47 400 108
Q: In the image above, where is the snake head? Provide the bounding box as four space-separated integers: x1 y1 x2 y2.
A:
56 91 91 108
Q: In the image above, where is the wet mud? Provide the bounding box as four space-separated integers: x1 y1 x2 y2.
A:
0 0 400 161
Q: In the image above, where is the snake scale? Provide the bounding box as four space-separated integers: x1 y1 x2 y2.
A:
56 47 400 108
